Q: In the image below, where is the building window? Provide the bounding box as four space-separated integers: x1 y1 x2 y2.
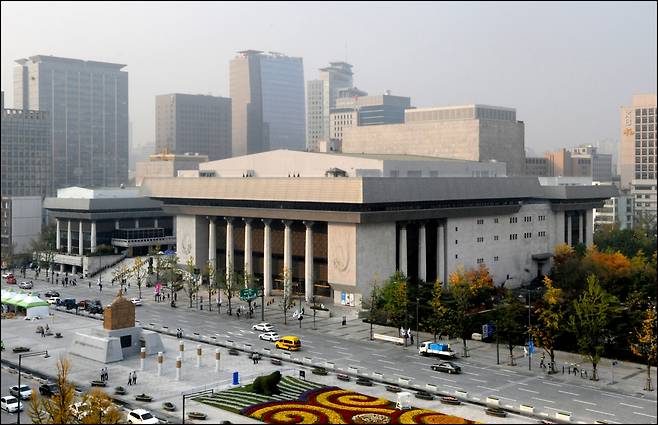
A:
476 237 484 243
538 231 546 237
476 258 484 264
510 217 518 224
510 234 518 240
494 256 499 262
524 232 532 239
455 254 458 259
477 219 484 225
455 240 458 245
493 218 499 223
494 235 499 241
538 215 546 221
455 227 458 231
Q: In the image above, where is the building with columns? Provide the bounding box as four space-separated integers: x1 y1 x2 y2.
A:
140 151 616 307
43 187 174 276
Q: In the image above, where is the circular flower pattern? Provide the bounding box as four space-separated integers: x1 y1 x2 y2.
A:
352 413 391 424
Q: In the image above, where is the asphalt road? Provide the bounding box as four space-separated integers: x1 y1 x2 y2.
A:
1 369 36 424
5 270 657 424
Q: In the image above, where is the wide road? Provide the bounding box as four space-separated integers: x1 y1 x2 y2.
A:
6 271 657 424
1 368 37 424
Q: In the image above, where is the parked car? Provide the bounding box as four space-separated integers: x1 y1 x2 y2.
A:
0 395 23 413
9 385 32 400
6 275 16 285
18 281 33 289
130 298 143 306
77 299 92 309
47 297 61 305
251 322 274 332
87 304 104 314
127 408 159 424
2 272 14 279
259 332 280 341
62 298 77 310
45 290 60 298
431 362 462 374
38 383 59 397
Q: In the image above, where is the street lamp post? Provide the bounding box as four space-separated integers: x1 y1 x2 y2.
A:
312 295 317 330
525 290 532 371
17 351 49 425
416 297 420 349
182 389 214 424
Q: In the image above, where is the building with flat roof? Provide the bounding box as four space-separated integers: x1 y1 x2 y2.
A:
619 94 656 224
341 104 526 175
230 50 305 156
14 55 129 192
1 196 43 256
43 186 174 276
140 150 615 307
135 152 209 186
155 93 231 161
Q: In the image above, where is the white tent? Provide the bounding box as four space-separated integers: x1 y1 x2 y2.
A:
17 295 50 319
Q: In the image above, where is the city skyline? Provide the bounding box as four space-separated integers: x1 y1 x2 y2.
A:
1 1 656 156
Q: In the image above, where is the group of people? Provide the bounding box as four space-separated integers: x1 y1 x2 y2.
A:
38 324 50 337
127 370 138 386
176 328 184 338
399 326 414 345
55 273 77 287
99 367 109 382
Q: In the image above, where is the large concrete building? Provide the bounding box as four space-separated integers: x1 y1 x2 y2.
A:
155 93 231 161
329 93 411 142
230 50 305 156
1 196 43 256
527 146 612 181
341 104 526 175
43 187 175 276
306 62 354 151
14 55 129 192
140 151 614 307
135 152 209 186
619 94 656 223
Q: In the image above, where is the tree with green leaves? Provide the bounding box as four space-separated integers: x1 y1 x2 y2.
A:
424 280 451 342
278 267 295 325
631 305 657 391
204 261 217 312
447 267 474 357
380 271 409 329
530 276 565 373
183 257 199 308
362 277 384 340
495 290 527 366
219 265 239 315
567 274 620 381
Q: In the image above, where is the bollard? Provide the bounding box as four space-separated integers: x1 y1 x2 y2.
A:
140 347 146 371
176 356 181 381
196 345 202 368
486 396 500 407
157 352 163 376
179 341 185 362
215 349 220 372
455 390 468 400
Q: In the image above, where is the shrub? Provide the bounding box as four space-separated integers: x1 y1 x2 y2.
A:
252 371 281 396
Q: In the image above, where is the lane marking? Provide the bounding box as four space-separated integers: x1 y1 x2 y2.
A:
585 408 615 417
469 378 487 383
619 402 642 409
541 381 562 387
371 353 387 358
532 397 554 403
510 380 528 386
442 384 461 389
498 396 517 402
633 412 656 419
377 360 395 365
382 366 404 372
558 390 580 396
477 386 498 392
573 399 596 406
432 376 456 383
543 406 570 413
600 393 624 400
518 387 539 394
461 371 480 376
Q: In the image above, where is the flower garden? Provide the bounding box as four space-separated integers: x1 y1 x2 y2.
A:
194 376 476 424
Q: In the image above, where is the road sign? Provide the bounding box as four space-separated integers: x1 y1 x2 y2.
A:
528 340 535 354
239 288 257 301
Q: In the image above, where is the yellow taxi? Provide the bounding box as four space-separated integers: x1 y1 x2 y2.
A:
274 335 301 351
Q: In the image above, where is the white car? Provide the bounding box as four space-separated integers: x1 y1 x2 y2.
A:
1 395 23 413
9 384 32 400
130 298 143 306
47 297 60 305
1 273 12 279
127 408 159 424
251 322 274 332
259 332 280 341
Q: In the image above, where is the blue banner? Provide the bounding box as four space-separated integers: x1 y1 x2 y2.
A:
528 340 535 354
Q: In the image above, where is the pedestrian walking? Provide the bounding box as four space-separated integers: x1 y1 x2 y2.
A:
132 371 137 385
88 281 91 289
400 326 404 338
99 283 102 292
127 372 132 386
523 346 528 357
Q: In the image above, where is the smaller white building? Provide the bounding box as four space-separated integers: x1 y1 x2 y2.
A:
1 196 43 255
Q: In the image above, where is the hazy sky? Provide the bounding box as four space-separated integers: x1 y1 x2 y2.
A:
2 1 656 155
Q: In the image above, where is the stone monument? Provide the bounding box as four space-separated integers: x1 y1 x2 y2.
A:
70 290 164 363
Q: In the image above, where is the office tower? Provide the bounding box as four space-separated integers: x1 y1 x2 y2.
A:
620 94 657 222
155 93 231 160
570 145 613 182
342 104 526 175
230 50 305 156
14 55 129 192
306 62 354 150
329 92 411 142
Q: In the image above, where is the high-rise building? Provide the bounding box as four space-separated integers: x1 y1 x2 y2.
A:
620 94 656 223
155 93 231 161
14 55 129 192
342 104 526 175
329 92 411 142
570 145 613 182
230 50 305 156
306 62 354 150
1 107 51 198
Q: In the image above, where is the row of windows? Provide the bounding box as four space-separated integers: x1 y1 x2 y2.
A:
636 108 656 116
470 215 548 226
476 256 500 264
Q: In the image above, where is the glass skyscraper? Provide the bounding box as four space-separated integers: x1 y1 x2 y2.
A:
230 51 305 156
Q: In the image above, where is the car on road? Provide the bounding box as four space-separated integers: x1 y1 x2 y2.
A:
6 275 16 284
275 335 301 351
47 297 61 305
9 384 32 400
431 362 461 374
251 322 274 332
18 281 33 289
130 298 143 306
259 332 280 341
2 272 14 279
45 290 60 298
38 383 59 397
62 298 77 310
127 408 159 424
0 395 23 413
87 303 104 314
77 299 92 309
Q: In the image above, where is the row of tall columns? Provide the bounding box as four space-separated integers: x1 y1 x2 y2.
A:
399 225 408 275
567 215 573 246
418 223 427 282
437 224 445 286
67 220 72 254
209 217 314 300
79 222 83 255
566 211 588 247
90 221 97 253
57 219 97 255
398 222 446 284
56 219 61 250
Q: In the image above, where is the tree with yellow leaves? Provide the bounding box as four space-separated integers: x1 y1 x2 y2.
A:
29 357 77 424
530 276 565 373
448 266 474 357
78 388 124 424
631 306 657 391
424 280 452 342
